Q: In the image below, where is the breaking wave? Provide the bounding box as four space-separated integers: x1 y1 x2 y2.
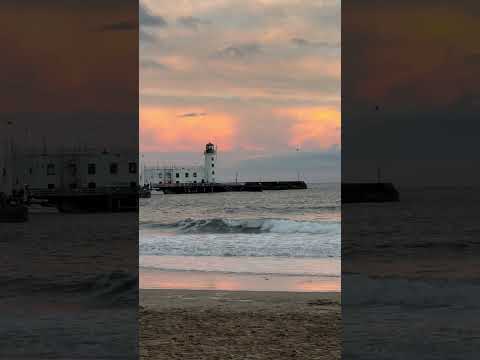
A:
1 271 138 306
144 218 339 235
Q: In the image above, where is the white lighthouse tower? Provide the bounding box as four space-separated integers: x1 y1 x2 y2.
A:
203 142 217 183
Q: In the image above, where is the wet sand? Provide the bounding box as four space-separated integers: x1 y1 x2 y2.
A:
140 268 340 293
140 289 341 360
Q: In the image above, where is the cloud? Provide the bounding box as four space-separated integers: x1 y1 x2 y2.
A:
341 0 480 185
291 37 338 49
178 112 207 117
235 150 340 177
140 59 168 70
214 43 262 59
219 149 340 183
139 0 341 180
140 107 235 152
98 20 137 32
177 16 210 30
140 29 156 44
274 107 341 150
464 52 480 66
140 2 167 27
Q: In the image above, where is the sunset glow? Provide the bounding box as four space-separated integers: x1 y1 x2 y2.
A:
344 2 480 107
140 0 340 178
276 107 341 149
140 107 236 152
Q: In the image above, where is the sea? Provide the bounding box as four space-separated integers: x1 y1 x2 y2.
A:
139 183 340 292
0 212 138 359
342 186 480 359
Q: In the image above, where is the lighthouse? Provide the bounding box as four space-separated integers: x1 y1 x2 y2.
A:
203 142 217 183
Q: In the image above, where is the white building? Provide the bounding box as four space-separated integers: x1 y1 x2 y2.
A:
142 143 218 186
22 149 138 192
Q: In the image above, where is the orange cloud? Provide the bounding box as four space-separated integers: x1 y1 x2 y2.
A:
297 57 341 78
140 107 236 152
276 107 340 149
0 2 137 113
157 56 195 72
345 2 480 107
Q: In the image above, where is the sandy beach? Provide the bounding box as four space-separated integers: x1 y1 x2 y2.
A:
140 289 341 360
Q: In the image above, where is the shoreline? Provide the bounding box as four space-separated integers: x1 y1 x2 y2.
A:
140 289 341 360
141 288 341 308
140 268 341 292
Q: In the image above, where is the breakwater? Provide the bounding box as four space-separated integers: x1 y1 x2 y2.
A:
154 181 307 194
342 182 399 203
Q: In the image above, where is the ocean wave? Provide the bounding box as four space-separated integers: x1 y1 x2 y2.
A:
144 218 339 235
1 271 138 306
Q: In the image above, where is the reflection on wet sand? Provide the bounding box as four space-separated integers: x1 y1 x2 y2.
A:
140 268 340 292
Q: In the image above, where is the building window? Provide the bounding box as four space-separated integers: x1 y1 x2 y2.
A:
176 173 180 178
130 182 137 188
70 183 77 189
48 183 55 189
47 163 56 176
88 182 96 189
212 170 215 175
176 181 180 184
193 172 197 177
185 173 189 178
129 162 137 174
70 163 77 176
194 181 197 184
110 163 118 174
29 168 33 175
88 163 96 175
2 168 6 176
211 163 214 168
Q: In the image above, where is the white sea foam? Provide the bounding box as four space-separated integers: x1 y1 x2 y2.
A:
139 231 340 258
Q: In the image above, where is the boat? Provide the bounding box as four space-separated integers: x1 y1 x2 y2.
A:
0 194 28 222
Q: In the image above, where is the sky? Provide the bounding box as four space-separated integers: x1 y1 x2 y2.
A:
0 0 138 151
342 0 480 185
140 0 341 182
